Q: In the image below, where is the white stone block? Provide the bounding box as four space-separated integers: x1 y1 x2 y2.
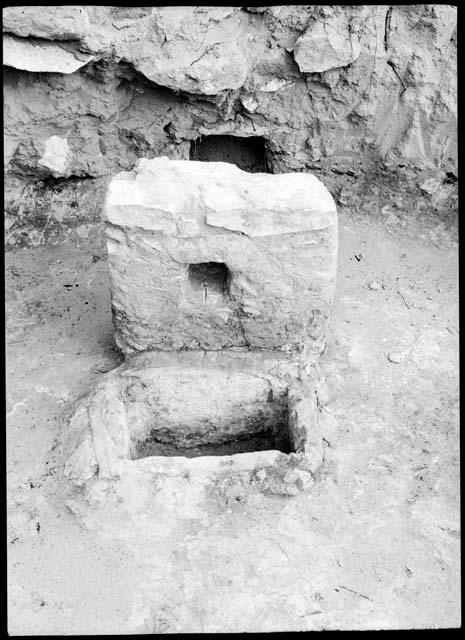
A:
104 157 338 355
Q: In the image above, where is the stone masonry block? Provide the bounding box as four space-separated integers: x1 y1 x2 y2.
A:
104 157 338 354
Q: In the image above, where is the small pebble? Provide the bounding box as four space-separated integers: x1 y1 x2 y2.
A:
256 469 267 481
285 484 300 496
31 597 46 612
368 281 381 290
283 470 299 484
388 352 403 363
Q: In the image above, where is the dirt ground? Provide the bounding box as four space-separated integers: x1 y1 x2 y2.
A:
6 211 460 633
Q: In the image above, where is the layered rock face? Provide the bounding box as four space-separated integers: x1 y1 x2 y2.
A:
105 158 338 354
3 5 457 248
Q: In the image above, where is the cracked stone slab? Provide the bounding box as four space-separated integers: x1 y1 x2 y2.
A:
104 157 338 355
2 5 89 40
3 33 94 73
116 6 249 95
293 15 361 73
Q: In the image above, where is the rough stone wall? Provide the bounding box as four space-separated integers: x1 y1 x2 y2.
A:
3 5 457 249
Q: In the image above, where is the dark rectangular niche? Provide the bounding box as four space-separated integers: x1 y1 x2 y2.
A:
189 135 269 173
188 262 229 296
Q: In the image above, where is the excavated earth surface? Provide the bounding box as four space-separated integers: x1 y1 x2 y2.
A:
6 213 459 633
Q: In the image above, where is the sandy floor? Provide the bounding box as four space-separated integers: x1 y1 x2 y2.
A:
6 212 460 633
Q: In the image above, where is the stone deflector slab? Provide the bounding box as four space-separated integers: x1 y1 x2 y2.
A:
104 157 338 355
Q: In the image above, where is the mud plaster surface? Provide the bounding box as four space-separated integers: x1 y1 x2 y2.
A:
6 213 459 632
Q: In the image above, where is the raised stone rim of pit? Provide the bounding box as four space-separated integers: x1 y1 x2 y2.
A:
63 351 323 501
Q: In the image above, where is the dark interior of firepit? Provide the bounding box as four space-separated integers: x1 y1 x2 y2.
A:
129 392 291 459
124 368 293 460
133 426 291 459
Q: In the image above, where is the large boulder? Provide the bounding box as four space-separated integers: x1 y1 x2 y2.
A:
114 6 250 95
293 13 361 73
